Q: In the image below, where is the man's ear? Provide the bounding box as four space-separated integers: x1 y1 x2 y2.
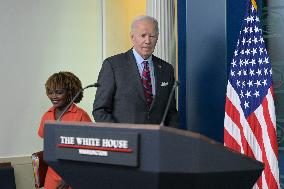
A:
130 32 134 44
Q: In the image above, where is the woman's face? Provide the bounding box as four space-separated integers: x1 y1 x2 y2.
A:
47 88 69 110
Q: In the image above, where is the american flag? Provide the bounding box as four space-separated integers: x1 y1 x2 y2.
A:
224 0 280 188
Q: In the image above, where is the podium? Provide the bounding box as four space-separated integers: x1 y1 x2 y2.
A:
44 122 264 189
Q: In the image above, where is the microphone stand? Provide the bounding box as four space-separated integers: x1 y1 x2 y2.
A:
56 83 100 121
160 81 179 126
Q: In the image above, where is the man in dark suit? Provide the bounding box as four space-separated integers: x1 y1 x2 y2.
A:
93 15 178 128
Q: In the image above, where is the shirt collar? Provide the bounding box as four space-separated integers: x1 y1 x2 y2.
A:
47 103 77 113
132 48 153 65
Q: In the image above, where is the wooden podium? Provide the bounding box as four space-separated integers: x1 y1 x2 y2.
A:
44 121 264 189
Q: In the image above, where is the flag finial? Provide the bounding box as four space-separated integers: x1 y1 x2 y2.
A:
251 0 258 11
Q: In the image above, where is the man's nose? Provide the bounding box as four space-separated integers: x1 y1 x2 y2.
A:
144 36 150 44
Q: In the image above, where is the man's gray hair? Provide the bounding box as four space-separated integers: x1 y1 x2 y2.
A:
131 15 159 34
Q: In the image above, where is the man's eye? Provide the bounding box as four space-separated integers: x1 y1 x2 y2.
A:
141 34 146 38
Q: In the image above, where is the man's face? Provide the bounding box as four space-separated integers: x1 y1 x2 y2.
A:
131 20 158 60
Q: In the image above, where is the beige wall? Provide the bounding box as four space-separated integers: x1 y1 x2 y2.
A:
0 1 147 188
103 0 146 58
0 0 102 156
0 0 103 188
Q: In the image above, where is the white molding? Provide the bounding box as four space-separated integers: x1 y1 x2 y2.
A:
146 0 176 68
102 0 106 61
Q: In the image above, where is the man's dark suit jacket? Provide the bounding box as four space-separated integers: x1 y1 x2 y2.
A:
92 49 179 128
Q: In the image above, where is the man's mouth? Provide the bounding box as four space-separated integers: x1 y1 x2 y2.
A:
142 47 151 51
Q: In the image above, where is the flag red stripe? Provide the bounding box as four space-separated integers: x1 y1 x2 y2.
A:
262 96 278 157
224 129 241 152
256 176 262 189
247 113 278 188
225 97 249 153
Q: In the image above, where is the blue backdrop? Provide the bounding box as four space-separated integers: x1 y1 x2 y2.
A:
178 0 227 143
178 0 283 187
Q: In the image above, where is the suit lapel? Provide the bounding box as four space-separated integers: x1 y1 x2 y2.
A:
151 56 163 110
126 50 147 103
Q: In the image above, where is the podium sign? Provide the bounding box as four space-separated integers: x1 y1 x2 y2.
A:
54 126 139 167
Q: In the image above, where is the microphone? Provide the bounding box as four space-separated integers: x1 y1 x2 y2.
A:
57 83 100 121
160 81 179 126
83 83 100 89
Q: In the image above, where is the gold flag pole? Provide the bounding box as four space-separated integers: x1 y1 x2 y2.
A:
251 0 258 11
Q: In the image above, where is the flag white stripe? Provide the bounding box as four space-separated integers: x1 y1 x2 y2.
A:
267 88 280 189
224 112 243 153
267 88 276 129
252 183 261 189
262 174 268 189
255 105 279 186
